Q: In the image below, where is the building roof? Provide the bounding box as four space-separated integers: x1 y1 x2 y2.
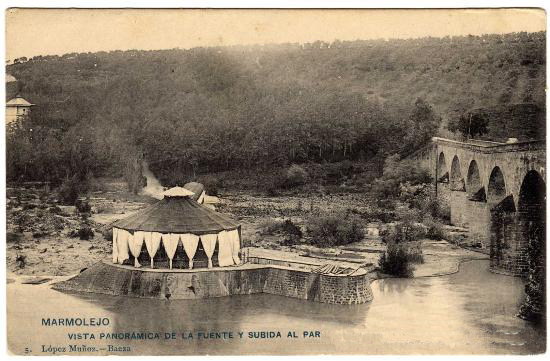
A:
113 191 239 234
5 74 16 83
6 96 33 107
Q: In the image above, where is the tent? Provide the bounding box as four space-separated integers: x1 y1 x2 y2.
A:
112 187 241 269
183 182 205 203
184 181 220 210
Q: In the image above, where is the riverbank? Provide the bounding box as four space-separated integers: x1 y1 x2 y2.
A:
6 182 487 281
413 239 489 277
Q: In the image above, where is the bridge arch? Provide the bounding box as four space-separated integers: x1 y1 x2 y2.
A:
437 152 449 183
517 170 545 320
487 166 506 204
450 155 464 191
466 160 485 201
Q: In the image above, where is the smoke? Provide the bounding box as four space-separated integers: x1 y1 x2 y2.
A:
140 161 165 199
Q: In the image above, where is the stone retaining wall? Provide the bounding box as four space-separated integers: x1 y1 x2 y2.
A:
53 261 373 305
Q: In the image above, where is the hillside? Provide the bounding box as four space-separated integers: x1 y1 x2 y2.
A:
6 31 546 186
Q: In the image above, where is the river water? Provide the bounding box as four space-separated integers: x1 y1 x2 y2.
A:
7 260 545 355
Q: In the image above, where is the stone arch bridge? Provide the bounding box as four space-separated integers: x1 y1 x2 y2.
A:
409 137 545 276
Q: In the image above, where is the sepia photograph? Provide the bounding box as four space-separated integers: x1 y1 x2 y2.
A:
3 6 547 355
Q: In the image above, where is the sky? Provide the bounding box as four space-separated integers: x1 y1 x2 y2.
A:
6 8 547 60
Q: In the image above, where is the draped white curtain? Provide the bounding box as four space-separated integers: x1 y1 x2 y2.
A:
116 229 130 264
112 228 119 263
145 232 161 268
217 230 234 267
181 234 200 269
127 232 135 265
129 231 145 267
200 234 218 268
227 229 241 264
113 228 240 269
163 233 181 269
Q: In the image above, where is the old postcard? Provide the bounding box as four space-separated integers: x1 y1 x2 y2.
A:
4 7 547 355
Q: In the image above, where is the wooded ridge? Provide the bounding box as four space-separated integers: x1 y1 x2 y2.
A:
6 31 545 186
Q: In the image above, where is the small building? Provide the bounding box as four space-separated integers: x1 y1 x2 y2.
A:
6 95 33 125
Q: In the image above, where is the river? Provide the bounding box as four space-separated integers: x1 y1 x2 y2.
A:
7 260 545 355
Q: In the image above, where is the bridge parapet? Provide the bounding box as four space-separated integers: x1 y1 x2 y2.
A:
432 137 545 154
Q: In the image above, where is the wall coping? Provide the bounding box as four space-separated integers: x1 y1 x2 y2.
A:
101 259 368 278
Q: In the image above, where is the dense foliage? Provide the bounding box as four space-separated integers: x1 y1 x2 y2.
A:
6 32 545 186
378 243 415 278
306 212 364 247
370 155 433 205
447 111 490 139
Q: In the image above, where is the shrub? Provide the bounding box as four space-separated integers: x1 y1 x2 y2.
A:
265 171 285 196
397 181 451 223
12 211 32 232
381 222 425 244
75 199 92 214
32 230 48 239
198 175 222 196
399 182 430 210
394 206 424 225
22 203 37 210
322 160 354 184
284 164 308 188
370 155 431 205
428 199 451 222
15 254 26 269
281 219 302 238
266 184 281 197
7 232 23 243
49 205 63 215
259 219 283 235
424 217 446 240
358 206 396 223
98 224 113 242
58 175 82 205
101 228 113 242
69 226 95 240
95 205 108 214
306 212 364 247
259 218 303 244
402 242 425 263
378 243 414 277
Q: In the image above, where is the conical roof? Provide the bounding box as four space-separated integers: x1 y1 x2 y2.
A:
6 96 33 107
163 186 194 197
113 192 239 234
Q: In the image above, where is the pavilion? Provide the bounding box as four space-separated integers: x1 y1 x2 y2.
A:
112 186 241 269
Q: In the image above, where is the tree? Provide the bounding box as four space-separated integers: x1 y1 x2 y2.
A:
404 98 442 150
447 110 489 139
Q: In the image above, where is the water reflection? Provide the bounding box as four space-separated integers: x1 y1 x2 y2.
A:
376 277 411 294
69 291 371 328
7 260 546 355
